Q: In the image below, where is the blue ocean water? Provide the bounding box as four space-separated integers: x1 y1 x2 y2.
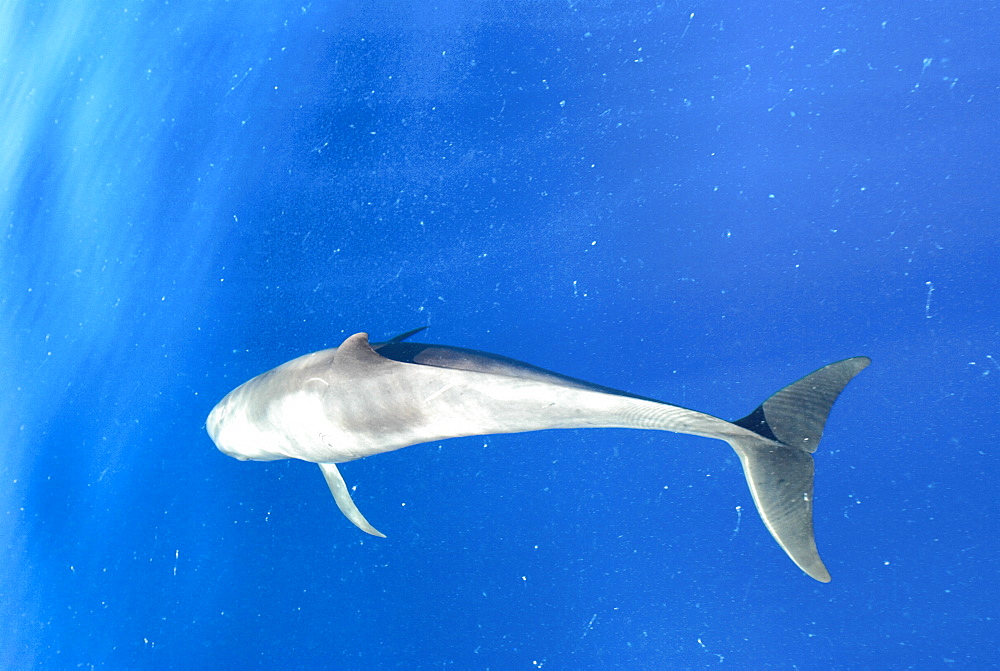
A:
2 1 997 668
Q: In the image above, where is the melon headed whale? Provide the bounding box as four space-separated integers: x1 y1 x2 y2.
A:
207 328 869 582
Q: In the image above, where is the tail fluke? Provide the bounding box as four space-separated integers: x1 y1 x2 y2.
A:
729 357 871 582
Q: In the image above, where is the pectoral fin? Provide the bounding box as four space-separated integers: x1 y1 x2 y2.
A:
318 462 386 538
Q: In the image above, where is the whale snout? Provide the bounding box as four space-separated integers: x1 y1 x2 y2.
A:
206 400 225 444
207 399 247 459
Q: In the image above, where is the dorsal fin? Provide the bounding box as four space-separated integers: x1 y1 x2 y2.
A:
333 332 390 371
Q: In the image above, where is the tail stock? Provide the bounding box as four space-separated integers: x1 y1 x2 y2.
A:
729 356 870 582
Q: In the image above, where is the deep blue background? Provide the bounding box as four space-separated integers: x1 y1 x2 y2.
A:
2 1 997 668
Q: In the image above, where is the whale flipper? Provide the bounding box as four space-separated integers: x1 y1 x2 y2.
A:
319 462 385 538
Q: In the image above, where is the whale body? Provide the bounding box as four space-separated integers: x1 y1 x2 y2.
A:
207 328 869 582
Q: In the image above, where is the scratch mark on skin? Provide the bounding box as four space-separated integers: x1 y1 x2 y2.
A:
424 383 455 403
